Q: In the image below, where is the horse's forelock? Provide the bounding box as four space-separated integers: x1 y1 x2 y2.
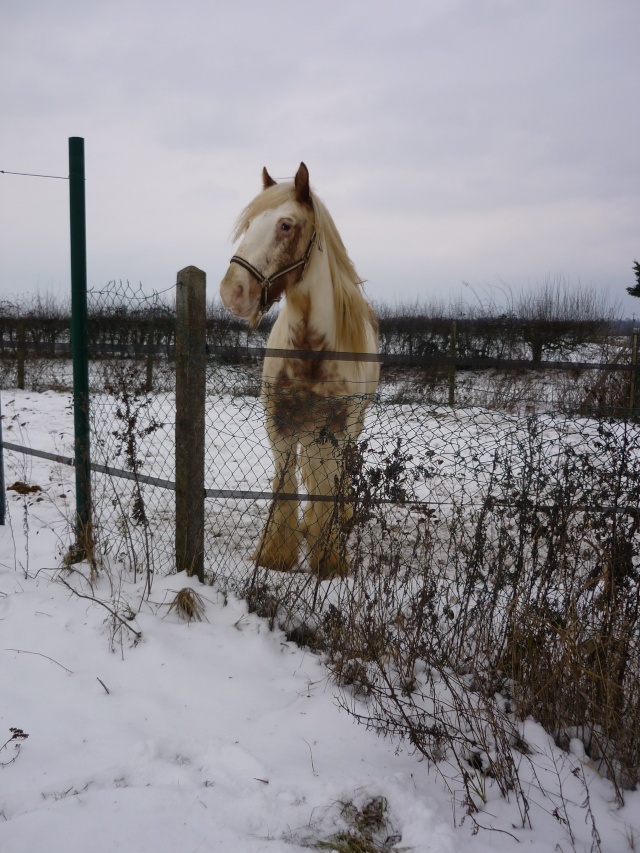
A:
231 182 304 243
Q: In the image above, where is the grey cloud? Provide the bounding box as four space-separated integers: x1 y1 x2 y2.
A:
1 0 639 311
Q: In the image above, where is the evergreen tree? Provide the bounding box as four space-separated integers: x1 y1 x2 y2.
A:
627 260 640 298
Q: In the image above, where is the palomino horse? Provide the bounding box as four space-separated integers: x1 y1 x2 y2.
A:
220 163 379 577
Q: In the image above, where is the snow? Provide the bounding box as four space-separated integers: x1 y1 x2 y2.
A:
1 389 639 852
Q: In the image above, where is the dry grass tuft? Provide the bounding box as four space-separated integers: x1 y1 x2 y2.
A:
167 588 207 623
301 796 404 853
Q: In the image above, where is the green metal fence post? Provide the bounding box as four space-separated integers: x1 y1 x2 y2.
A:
69 136 92 556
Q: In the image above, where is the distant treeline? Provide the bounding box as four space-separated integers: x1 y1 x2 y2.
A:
0 280 629 363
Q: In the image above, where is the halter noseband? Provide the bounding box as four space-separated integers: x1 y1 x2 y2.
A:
229 231 317 314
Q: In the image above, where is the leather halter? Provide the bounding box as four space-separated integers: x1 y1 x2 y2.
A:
229 231 316 315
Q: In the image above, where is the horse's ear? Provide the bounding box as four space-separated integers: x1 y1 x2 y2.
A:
262 167 277 189
294 162 311 207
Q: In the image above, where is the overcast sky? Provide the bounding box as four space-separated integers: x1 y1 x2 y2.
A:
1 0 639 315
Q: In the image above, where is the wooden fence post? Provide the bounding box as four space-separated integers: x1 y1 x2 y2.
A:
0 393 5 526
17 320 25 390
145 315 155 393
175 265 206 582
631 328 639 415
448 319 457 407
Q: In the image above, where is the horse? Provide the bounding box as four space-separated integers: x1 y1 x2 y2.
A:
220 163 379 577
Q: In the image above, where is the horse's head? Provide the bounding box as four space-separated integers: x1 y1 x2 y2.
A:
220 163 316 327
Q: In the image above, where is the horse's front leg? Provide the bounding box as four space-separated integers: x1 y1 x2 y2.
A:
254 428 301 572
299 432 351 579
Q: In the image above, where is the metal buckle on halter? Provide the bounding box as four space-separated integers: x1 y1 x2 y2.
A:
260 279 272 313
260 280 284 314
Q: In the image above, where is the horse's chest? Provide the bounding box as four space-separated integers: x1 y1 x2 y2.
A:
278 356 334 384
265 382 350 439
279 322 337 384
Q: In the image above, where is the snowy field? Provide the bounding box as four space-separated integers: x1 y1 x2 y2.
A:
1 389 640 852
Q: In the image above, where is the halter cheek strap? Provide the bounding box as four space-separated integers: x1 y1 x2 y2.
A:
229 231 317 315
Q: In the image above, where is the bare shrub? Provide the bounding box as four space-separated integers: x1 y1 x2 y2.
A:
91 361 165 595
514 276 618 362
310 413 640 830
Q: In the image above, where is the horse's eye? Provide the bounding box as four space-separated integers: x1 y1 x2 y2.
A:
280 222 291 232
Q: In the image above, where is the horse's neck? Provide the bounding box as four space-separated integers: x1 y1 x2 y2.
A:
277 251 336 348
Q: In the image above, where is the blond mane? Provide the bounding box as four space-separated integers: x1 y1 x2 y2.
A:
233 181 376 354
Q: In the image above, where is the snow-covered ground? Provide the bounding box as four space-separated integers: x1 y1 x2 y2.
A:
1 389 639 852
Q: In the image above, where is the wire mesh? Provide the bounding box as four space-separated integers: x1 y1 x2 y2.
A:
202 357 640 620
80 284 640 621
88 282 177 577
2 278 639 785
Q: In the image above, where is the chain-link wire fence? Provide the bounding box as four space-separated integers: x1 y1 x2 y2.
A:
86 314 640 788
79 282 640 611
3 279 639 791
88 282 178 579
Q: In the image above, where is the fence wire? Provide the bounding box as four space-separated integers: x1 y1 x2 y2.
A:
2 280 640 787
88 283 178 576
79 297 640 615
203 359 640 598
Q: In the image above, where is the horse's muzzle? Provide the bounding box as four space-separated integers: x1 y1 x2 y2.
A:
219 265 261 321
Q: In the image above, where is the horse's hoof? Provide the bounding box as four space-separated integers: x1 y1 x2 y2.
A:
253 523 301 573
311 553 350 580
252 549 298 573
316 567 349 580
